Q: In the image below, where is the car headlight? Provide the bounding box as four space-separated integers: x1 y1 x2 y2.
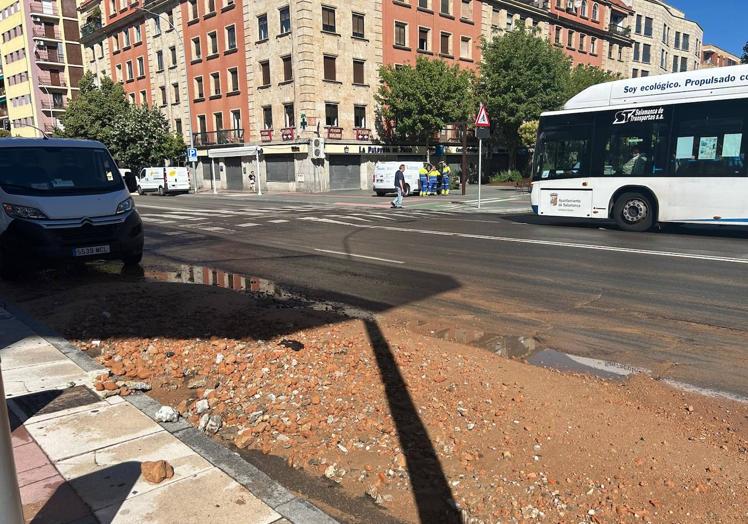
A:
2 203 49 220
116 197 134 214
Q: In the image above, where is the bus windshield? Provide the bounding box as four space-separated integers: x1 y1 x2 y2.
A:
0 147 124 196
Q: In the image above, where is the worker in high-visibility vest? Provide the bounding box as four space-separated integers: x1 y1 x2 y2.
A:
428 165 440 196
418 164 430 196
440 162 451 195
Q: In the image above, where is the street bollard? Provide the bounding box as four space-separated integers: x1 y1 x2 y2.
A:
0 358 24 524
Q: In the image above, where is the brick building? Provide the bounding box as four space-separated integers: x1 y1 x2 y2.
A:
701 44 740 70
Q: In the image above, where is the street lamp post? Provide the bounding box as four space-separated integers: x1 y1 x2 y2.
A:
134 6 198 193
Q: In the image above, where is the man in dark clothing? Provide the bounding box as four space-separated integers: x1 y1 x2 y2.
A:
392 164 405 209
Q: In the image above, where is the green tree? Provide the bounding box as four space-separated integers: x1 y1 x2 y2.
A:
0 129 11 138
376 57 475 151
479 27 571 167
742 41 748 64
518 120 539 150
566 64 619 100
59 72 129 144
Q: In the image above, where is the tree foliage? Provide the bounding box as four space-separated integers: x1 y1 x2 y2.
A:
518 120 539 149
0 129 11 138
376 57 475 146
566 64 619 100
60 71 184 172
478 27 571 166
742 41 748 64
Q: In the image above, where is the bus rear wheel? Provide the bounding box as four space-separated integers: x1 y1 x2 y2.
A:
613 192 655 232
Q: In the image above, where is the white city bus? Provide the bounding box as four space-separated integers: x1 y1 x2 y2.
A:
530 64 748 231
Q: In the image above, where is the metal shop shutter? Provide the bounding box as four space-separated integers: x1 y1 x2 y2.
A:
224 158 243 190
266 155 295 183
329 155 361 190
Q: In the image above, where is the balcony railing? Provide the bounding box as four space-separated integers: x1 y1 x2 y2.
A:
280 127 295 141
29 3 58 16
81 19 102 37
38 76 67 87
325 126 343 140
260 129 273 142
41 99 67 110
609 25 631 37
32 27 61 39
516 0 549 8
192 128 244 147
36 52 65 64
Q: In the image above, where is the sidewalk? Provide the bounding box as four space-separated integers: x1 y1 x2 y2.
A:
0 303 336 524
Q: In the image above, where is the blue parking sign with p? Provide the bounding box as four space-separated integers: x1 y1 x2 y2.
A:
187 148 198 162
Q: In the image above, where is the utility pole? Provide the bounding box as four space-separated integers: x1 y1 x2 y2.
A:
474 104 491 210
461 122 468 195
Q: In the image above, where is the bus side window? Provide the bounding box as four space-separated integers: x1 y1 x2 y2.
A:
603 123 668 177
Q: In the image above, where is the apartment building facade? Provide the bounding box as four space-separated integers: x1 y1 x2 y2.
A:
0 0 84 136
628 0 702 78
701 44 739 69
0 60 7 130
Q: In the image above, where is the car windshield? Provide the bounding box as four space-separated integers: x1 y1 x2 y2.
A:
0 146 124 196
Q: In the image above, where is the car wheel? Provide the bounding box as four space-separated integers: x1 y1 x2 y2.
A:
403 184 411 197
613 192 655 232
158 186 165 196
122 251 143 267
137 186 144 196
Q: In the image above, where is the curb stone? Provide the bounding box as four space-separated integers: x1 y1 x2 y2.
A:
1 296 339 524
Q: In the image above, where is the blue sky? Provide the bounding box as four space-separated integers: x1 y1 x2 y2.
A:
667 0 745 57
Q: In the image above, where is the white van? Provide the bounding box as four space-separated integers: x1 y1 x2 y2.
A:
373 161 424 196
0 138 144 277
137 167 191 196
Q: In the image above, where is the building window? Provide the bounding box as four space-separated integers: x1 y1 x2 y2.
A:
460 36 471 59
674 31 680 49
608 43 614 59
672 55 678 72
228 67 239 92
279 6 290 35
633 42 639 62
284 103 294 127
137 56 144 77
231 110 241 131
122 29 130 47
153 16 161 36
214 112 223 131
635 14 641 34
352 13 365 38
175 119 182 135
641 70 649 77
126 60 133 80
440 32 451 55
353 59 365 84
260 60 270 86
643 16 652 37
211 72 220 95
258 14 268 40
591 3 598 21
681 56 687 71
682 33 690 52
159 86 167 106
662 24 668 45
263 106 273 129
418 27 430 52
170 46 177 66
440 0 451 15
632 68 638 78
325 103 338 127
115 64 122 82
660 49 667 69
322 6 335 33
156 50 164 71
225 25 236 50
140 90 147 105
579 33 586 52
168 10 174 28
554 26 562 45
567 29 574 48
192 37 201 60
172 82 180 103
460 0 472 21
419 0 429 9
395 21 407 47
208 31 218 55
618 46 623 61
590 37 596 55
205 0 215 15
580 0 587 17
642 43 651 64
129 93 135 104
194 76 204 99
189 0 198 20
323 55 336 81
282 55 292 82
354 105 366 128
197 115 207 134
134 25 141 43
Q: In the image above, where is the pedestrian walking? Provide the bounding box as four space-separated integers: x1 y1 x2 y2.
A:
391 164 406 209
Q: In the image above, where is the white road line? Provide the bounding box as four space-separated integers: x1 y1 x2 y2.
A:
203 226 233 232
364 213 398 221
161 214 208 221
323 215 372 222
140 216 175 224
268 219 289 224
237 222 260 227
314 249 404 265
301 218 748 266
163 231 187 236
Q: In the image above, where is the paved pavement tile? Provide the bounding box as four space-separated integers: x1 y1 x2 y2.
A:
95 468 281 524
3 360 88 397
17 464 59 488
13 441 50 473
22 480 94 524
0 336 68 370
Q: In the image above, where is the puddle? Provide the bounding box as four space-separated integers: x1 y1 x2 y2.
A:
527 349 643 380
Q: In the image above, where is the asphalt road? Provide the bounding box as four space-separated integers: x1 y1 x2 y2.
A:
134 191 748 398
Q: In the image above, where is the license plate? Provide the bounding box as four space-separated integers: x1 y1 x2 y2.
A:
73 245 111 257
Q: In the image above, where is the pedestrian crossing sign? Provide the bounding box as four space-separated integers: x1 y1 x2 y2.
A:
475 105 490 128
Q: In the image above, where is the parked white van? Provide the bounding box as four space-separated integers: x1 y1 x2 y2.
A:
0 138 144 277
137 167 191 196
373 161 424 196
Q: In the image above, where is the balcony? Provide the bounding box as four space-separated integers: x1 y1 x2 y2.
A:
609 25 631 37
0 107 8 118
325 126 343 140
280 127 295 141
41 99 67 111
29 3 58 17
516 0 549 8
81 19 103 38
32 26 61 40
260 129 273 142
192 128 244 147
36 52 65 66
38 76 67 88
354 128 371 141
